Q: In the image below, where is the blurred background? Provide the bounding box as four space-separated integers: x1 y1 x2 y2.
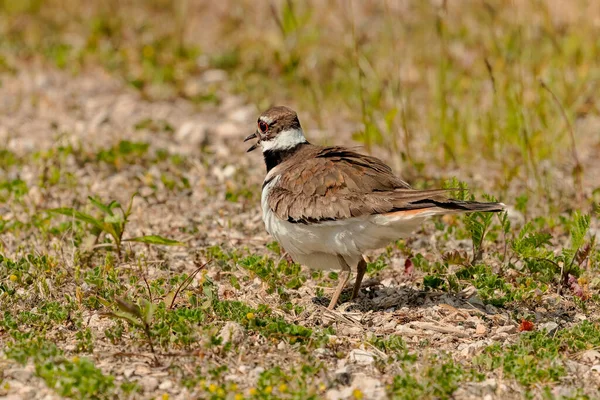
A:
1 0 599 208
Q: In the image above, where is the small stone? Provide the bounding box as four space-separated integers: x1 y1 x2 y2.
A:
485 304 499 314
277 341 285 351
491 332 509 340
468 295 485 308
5 366 33 382
582 350 600 364
158 380 173 390
139 376 159 392
382 320 397 331
496 325 516 334
395 324 419 335
459 344 474 357
314 348 329 357
575 313 587 321
348 349 376 366
134 365 152 376
475 324 487 335
538 321 559 335
218 321 245 346
476 378 497 391
458 340 488 357
340 325 363 336
123 368 134 379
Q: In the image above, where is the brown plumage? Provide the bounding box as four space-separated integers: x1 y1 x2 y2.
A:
266 145 505 224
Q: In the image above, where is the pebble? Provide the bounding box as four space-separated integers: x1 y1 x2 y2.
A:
339 325 363 336
491 332 509 340
123 368 135 379
475 324 487 335
5 366 34 382
159 380 174 390
458 340 489 357
347 349 376 366
395 324 419 335
496 325 516 334
582 350 600 363
139 376 159 392
538 321 559 335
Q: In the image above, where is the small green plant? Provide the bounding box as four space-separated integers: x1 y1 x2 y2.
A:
388 355 465 399
104 297 159 365
49 194 183 259
444 178 498 263
6 337 115 399
96 140 149 168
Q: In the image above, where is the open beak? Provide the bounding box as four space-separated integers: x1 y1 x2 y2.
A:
244 132 259 152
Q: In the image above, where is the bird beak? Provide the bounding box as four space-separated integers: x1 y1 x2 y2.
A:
244 132 259 152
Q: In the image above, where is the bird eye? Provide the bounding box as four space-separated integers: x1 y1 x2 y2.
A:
258 121 268 133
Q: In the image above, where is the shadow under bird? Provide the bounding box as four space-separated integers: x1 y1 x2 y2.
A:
245 106 506 309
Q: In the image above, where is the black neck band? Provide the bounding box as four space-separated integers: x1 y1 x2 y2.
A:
263 142 309 172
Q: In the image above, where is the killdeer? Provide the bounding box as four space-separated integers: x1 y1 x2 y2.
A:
245 106 505 309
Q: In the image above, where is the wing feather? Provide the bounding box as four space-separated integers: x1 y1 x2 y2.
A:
267 146 502 223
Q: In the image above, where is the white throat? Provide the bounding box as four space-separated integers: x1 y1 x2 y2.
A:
261 128 307 152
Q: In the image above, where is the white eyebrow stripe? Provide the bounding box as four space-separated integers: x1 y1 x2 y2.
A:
259 116 273 125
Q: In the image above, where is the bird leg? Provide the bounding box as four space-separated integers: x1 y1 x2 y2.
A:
328 255 352 310
351 256 367 299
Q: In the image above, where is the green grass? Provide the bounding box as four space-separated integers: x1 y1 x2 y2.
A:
5 338 116 399
476 321 600 388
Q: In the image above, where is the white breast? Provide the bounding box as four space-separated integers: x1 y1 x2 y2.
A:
261 177 427 272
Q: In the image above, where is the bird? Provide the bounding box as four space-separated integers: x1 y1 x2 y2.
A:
245 106 506 310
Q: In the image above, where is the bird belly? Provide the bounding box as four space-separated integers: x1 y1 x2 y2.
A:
261 178 427 271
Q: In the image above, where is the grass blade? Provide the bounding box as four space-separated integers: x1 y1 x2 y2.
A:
48 208 105 231
124 235 184 246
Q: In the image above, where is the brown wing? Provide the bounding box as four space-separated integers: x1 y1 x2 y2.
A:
267 146 450 223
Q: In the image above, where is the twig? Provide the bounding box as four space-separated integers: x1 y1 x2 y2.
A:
268 2 285 36
169 260 209 310
409 321 469 338
484 58 496 93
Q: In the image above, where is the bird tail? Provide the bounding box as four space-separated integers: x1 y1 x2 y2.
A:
386 189 506 218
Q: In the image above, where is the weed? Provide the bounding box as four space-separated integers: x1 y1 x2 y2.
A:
388 355 465 400
49 194 182 259
104 297 159 365
6 337 115 399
